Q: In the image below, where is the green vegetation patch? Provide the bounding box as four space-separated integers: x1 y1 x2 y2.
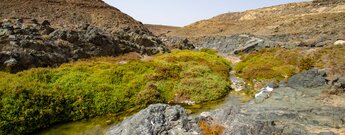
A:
234 48 311 82
0 50 231 134
234 45 345 86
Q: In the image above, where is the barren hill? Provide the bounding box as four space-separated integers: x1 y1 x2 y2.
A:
0 0 150 34
145 24 180 36
168 0 345 41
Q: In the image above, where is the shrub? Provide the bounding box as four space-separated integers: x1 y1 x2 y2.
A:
0 50 231 134
199 119 224 135
234 48 309 83
234 45 345 89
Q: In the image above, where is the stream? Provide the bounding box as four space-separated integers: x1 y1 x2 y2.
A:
37 66 251 135
36 93 251 135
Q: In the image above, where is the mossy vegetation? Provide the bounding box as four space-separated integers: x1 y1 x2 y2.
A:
234 48 312 82
0 50 231 134
234 45 345 90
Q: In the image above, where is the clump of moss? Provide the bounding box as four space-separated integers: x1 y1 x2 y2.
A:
0 50 231 134
234 48 312 82
234 45 345 92
200 48 219 55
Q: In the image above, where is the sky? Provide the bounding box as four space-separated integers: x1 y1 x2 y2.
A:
104 0 306 27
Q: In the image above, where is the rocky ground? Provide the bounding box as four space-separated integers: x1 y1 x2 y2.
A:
107 69 345 135
0 19 167 72
147 0 345 55
1 0 344 134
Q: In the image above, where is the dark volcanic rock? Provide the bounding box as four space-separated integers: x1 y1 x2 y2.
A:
200 85 345 135
0 19 168 72
191 34 280 55
109 83 345 135
288 69 327 88
160 36 195 50
106 104 201 135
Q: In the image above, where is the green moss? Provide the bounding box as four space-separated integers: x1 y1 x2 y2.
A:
0 50 231 134
200 48 218 55
234 48 310 83
234 45 345 91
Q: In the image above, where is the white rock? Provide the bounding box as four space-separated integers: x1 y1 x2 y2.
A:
266 86 274 92
255 91 264 98
334 40 345 46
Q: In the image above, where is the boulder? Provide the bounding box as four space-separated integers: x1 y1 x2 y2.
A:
106 104 201 135
334 40 345 46
288 69 327 88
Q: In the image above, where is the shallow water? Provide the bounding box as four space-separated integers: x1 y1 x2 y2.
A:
37 116 112 135
36 69 251 135
36 92 251 135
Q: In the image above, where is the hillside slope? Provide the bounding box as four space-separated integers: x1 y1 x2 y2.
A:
0 0 150 34
0 0 169 72
145 24 180 36
168 0 345 41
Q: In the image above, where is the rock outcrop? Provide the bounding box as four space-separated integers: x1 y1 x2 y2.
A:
160 36 195 50
288 69 327 88
190 34 277 55
106 104 201 135
201 70 345 134
0 19 167 72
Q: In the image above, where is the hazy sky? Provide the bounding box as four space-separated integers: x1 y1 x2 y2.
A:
104 0 306 26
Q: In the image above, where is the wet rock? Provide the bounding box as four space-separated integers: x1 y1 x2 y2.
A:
288 69 327 88
229 71 246 91
200 85 345 134
106 104 201 135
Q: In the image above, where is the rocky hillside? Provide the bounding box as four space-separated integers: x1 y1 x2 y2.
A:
162 0 345 55
0 0 171 72
0 19 166 73
169 0 345 38
0 0 150 34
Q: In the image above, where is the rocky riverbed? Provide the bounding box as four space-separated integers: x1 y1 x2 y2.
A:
107 69 345 135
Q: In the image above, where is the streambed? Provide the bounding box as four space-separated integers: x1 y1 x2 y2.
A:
36 93 251 135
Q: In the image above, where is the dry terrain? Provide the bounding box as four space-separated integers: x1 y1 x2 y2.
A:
0 0 150 34
145 24 180 36
164 0 345 42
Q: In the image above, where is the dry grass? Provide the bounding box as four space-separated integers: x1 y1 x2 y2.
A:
199 120 224 135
